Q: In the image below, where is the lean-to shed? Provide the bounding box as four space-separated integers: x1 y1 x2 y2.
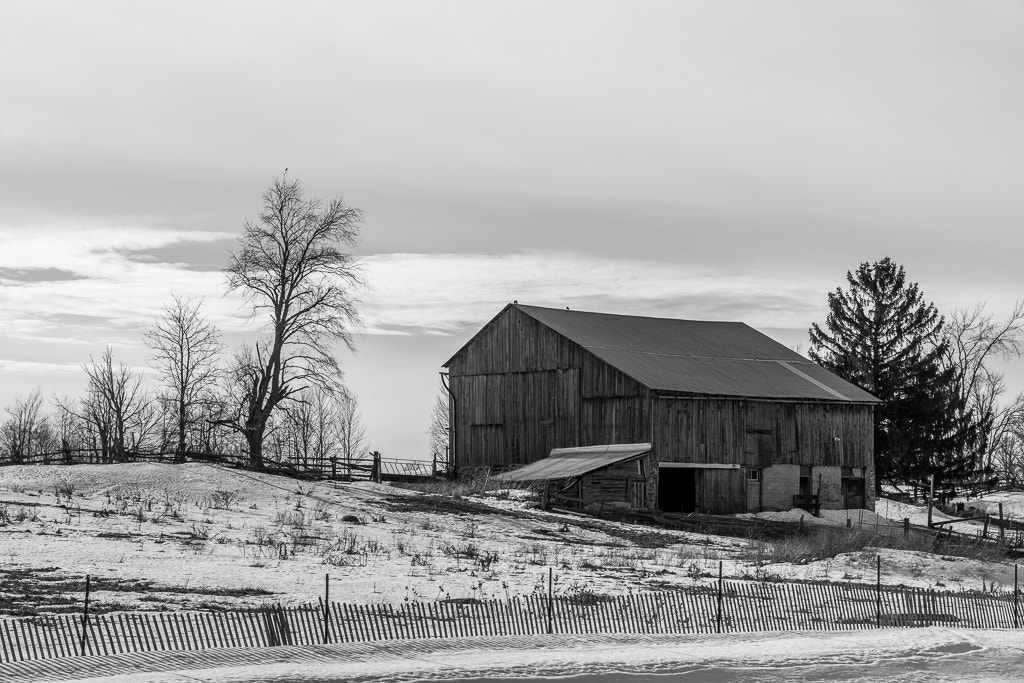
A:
443 304 879 514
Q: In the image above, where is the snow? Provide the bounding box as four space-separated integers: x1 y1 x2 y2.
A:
0 463 1019 616
45 628 1024 682
960 491 1024 521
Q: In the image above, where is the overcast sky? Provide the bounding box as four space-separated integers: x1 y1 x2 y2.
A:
1 1 1022 460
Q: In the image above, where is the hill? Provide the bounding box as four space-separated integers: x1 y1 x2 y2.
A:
0 463 1016 617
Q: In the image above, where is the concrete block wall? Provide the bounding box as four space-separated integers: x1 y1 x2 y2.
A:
759 464 800 511
746 476 761 511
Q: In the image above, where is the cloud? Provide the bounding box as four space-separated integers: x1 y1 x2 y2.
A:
0 267 87 284
0 224 249 345
360 252 831 337
0 359 83 376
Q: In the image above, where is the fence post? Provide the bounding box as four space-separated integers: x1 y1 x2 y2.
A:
999 503 1005 544
80 575 90 656
927 474 934 528
903 518 910 539
875 555 881 628
547 567 553 635
323 574 330 644
1015 565 1020 630
716 561 723 634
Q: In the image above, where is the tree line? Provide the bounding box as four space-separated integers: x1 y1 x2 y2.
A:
1 175 367 472
809 257 1024 495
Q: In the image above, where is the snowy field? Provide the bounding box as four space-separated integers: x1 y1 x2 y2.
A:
0 463 1019 617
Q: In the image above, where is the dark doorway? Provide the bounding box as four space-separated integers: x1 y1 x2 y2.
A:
659 467 696 513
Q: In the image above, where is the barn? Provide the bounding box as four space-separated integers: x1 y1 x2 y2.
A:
443 304 879 514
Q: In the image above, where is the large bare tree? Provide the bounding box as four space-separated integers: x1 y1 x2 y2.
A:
144 296 223 462
221 175 365 469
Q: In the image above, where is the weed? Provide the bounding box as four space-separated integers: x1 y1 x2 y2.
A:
55 479 77 502
313 502 331 522
209 490 240 510
189 522 211 540
476 550 500 572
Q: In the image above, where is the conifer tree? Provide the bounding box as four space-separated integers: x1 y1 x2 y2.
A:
809 257 981 492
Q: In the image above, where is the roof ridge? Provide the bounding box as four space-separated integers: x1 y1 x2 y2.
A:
580 344 805 363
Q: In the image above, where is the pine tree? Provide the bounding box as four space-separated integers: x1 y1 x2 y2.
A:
809 258 980 493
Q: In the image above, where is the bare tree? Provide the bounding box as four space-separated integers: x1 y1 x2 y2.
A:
82 348 150 462
428 380 450 469
942 301 1024 477
336 392 367 468
144 296 223 462
220 174 365 469
1 387 51 463
52 395 87 463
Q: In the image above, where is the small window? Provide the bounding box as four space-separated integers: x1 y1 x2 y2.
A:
746 468 760 482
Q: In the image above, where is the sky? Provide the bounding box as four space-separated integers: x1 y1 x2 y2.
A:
1 1 1022 460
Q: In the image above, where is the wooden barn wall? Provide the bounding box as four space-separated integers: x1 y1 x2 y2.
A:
579 459 646 510
447 307 581 376
450 307 653 470
651 398 874 468
451 369 579 469
696 469 745 514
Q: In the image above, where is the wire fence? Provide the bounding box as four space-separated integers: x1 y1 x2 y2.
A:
1 572 1022 664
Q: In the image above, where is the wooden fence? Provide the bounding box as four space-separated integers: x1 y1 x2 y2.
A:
0 450 449 483
1 581 1021 664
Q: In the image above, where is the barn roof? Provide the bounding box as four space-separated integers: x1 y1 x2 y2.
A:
448 304 879 403
495 443 651 482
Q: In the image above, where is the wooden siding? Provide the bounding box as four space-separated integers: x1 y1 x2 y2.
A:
579 459 646 510
651 398 873 469
448 306 581 376
452 369 579 468
696 468 746 514
450 307 648 470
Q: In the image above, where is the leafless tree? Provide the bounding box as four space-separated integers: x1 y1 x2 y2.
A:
990 396 1024 485
52 395 87 463
428 380 450 468
1 387 52 463
219 174 365 469
336 392 367 467
144 296 223 462
82 348 150 462
942 301 1024 476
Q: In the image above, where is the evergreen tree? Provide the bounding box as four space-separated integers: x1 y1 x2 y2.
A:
809 258 981 492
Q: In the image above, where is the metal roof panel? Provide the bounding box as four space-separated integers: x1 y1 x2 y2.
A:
496 443 652 482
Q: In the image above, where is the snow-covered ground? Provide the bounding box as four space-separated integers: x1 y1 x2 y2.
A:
0 463 1018 615
36 628 1024 682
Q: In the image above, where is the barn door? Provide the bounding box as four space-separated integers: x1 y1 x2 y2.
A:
696 468 745 514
